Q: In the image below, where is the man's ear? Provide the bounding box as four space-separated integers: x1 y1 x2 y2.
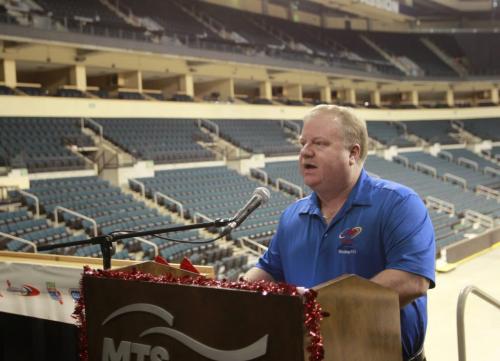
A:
350 144 361 164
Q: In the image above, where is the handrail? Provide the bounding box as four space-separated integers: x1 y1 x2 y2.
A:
82 117 103 141
457 285 500 361
394 154 409 167
457 157 478 171
18 190 40 217
129 178 146 198
200 118 219 139
250 167 269 185
439 150 453 162
426 196 455 215
463 209 494 229
484 166 500 178
0 231 37 252
476 184 500 201
452 119 465 129
443 172 468 189
415 162 437 178
276 178 304 198
193 212 214 223
134 236 159 257
54 206 98 237
154 192 184 219
282 119 301 135
239 236 268 256
395 121 407 135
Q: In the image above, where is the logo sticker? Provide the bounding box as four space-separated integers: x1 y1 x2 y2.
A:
69 288 81 301
47 282 63 304
6 280 40 296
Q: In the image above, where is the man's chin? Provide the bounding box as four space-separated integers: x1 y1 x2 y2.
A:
303 178 319 189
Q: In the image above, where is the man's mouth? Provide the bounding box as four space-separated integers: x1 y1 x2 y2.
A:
303 163 317 170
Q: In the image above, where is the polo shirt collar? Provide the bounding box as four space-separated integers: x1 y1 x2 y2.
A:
299 168 373 216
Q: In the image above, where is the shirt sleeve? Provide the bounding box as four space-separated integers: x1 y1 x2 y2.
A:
255 216 285 282
383 193 436 288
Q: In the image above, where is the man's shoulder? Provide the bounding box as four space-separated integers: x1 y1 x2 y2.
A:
367 175 418 200
282 194 313 215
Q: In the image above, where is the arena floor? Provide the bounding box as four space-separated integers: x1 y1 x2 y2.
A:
426 245 500 361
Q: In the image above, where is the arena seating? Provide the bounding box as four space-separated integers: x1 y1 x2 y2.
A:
366 155 500 218
454 33 500 75
403 120 458 144
0 208 87 253
118 91 145 100
213 119 300 156
55 88 85 98
16 177 227 264
0 117 92 172
440 148 500 172
367 121 416 147
366 32 456 77
463 118 500 141
487 146 500 161
251 161 310 197
92 118 216 163
16 86 49 96
402 151 499 191
130 166 294 245
119 0 219 43
0 85 15 95
35 0 147 41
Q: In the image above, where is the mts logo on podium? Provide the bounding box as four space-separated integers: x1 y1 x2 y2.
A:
100 303 268 361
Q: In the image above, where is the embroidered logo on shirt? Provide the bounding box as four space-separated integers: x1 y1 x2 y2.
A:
339 227 362 239
337 227 362 255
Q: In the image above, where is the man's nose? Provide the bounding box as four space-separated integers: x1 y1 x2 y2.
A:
300 143 313 157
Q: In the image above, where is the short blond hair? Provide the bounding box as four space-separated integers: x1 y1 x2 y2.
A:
303 104 368 162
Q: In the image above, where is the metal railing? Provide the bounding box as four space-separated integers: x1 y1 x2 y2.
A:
276 178 304 198
18 190 40 217
193 212 214 223
250 167 269 185
439 150 453 162
154 192 184 219
199 119 219 139
426 196 455 215
133 236 158 257
463 210 494 229
81 117 103 141
129 178 146 198
476 184 500 201
457 157 478 171
443 172 467 189
415 162 438 178
0 231 37 252
54 206 98 237
484 166 500 178
238 237 268 257
394 154 409 167
457 285 500 361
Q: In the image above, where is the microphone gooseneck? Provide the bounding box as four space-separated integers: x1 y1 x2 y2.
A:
220 187 271 237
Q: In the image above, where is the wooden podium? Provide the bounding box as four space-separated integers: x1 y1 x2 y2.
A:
82 263 401 361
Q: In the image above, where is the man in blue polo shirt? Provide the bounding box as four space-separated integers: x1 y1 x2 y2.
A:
245 105 435 361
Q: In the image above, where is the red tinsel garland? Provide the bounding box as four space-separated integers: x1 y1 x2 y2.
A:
73 266 325 361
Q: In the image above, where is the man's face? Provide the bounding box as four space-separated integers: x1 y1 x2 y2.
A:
299 113 352 193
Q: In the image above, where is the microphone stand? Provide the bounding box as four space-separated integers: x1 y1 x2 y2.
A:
37 218 232 270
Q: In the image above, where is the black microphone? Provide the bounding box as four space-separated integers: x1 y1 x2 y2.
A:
221 187 271 237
